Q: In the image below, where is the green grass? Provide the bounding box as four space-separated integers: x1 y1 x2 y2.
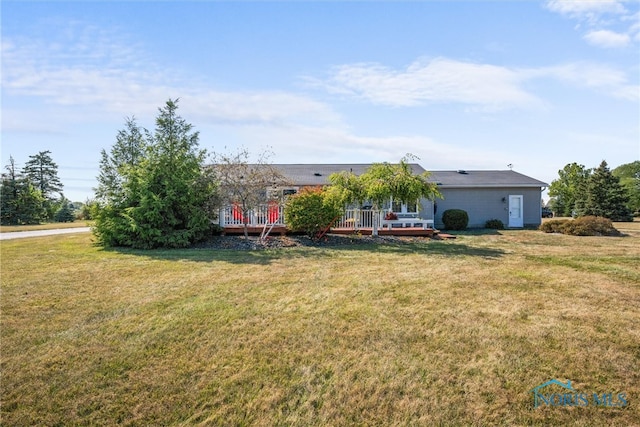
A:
1 224 639 425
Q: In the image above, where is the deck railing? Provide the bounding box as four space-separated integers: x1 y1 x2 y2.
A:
333 209 381 230
219 204 286 227
220 205 434 230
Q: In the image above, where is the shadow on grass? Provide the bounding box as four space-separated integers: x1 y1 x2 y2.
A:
442 229 504 236
105 239 505 265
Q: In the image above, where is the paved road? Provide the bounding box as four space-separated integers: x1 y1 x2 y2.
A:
0 227 91 240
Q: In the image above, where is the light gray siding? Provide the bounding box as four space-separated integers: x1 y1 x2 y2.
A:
434 187 542 228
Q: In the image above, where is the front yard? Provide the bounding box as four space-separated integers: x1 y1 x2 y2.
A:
1 223 638 425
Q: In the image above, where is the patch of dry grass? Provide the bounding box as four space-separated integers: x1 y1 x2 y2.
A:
1 227 639 425
0 221 91 233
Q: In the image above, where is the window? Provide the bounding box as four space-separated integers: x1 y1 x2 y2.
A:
391 199 418 213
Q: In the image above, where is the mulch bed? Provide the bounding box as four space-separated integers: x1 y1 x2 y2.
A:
192 233 432 250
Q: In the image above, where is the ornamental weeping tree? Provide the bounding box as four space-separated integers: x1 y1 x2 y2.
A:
329 155 441 236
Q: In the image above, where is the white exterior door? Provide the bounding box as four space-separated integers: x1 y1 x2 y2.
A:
508 195 524 228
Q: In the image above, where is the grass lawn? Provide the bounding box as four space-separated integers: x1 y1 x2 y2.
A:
1 223 639 425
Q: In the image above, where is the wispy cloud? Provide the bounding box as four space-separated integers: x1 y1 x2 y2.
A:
525 62 639 101
1 21 341 131
309 57 543 111
311 57 638 108
544 0 639 49
545 0 627 20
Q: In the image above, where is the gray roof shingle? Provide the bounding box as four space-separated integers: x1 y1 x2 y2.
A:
269 164 547 188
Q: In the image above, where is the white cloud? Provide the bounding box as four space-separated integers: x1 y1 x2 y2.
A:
527 62 639 101
545 0 626 17
584 29 631 47
1 27 342 130
545 0 638 49
313 58 638 108
313 57 543 110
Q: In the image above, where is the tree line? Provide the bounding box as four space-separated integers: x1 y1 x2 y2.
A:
548 160 638 221
0 151 76 225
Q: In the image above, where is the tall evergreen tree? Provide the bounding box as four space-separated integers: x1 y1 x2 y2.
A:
93 99 219 248
95 117 146 203
1 156 45 225
22 150 63 219
582 161 632 221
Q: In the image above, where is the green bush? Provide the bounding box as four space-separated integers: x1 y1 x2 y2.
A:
442 209 469 230
284 187 343 238
539 216 620 236
484 219 504 229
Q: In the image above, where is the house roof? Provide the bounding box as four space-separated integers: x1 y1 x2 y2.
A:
268 164 547 188
429 170 548 188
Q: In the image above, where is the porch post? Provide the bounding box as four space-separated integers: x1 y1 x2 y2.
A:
372 208 379 237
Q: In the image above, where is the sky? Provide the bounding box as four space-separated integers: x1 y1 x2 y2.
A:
2 0 639 202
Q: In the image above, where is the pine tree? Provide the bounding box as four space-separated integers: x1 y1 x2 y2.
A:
95 117 146 203
22 150 63 219
93 99 219 248
54 197 76 223
583 161 632 221
1 156 46 225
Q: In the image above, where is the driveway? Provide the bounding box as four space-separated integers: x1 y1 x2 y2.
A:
0 227 91 240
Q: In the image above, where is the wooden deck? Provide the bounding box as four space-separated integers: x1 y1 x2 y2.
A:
330 227 438 237
222 226 443 238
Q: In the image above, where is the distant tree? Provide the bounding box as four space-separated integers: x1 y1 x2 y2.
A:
612 161 640 215
548 163 591 217
581 161 632 221
54 197 76 222
93 99 219 248
22 150 63 219
212 148 288 239
1 156 46 225
329 155 441 236
77 199 95 221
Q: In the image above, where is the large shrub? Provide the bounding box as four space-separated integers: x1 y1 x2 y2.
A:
539 216 620 236
284 187 343 238
442 209 469 230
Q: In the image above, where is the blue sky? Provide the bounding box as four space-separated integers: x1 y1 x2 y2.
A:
2 0 639 202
